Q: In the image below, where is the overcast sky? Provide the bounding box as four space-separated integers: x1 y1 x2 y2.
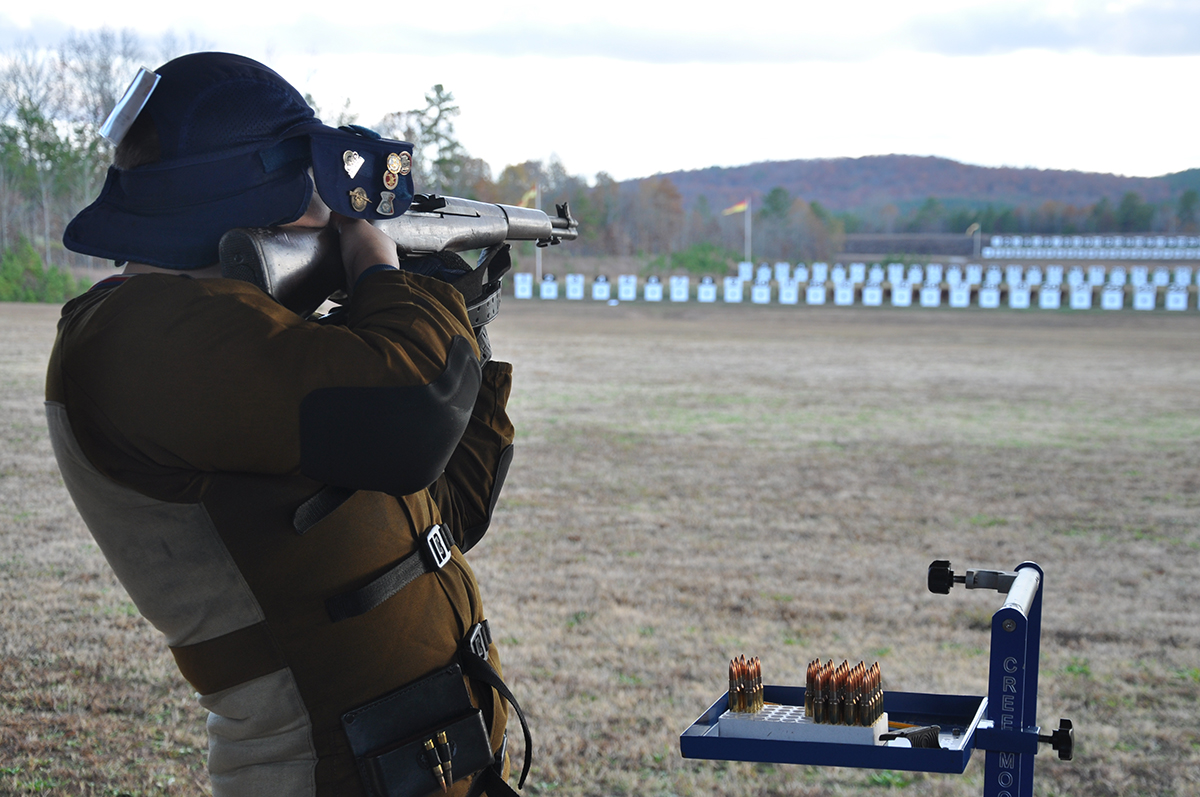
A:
3 0 1197 183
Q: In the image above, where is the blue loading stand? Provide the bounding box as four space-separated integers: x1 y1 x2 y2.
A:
679 560 1074 797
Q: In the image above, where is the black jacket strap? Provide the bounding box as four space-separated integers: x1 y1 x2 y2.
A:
325 525 455 622
293 485 355 535
459 622 532 789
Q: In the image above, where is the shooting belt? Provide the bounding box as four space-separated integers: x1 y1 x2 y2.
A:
453 245 511 330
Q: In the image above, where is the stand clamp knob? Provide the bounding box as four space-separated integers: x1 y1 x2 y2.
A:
928 560 958 594
1038 718 1074 761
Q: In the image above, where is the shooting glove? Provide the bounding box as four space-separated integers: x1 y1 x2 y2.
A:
401 251 473 285
401 250 502 365
401 249 510 315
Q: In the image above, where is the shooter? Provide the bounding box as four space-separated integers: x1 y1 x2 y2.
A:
49 52 530 796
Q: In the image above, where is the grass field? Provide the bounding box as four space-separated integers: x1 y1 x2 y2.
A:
2 299 1198 796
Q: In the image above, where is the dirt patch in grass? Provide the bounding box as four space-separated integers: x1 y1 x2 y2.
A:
3 300 1199 795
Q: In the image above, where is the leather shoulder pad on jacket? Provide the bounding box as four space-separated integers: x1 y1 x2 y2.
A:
299 336 481 496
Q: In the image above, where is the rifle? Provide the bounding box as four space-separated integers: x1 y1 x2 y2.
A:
219 194 579 319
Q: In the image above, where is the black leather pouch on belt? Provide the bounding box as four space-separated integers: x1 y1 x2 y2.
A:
342 663 494 797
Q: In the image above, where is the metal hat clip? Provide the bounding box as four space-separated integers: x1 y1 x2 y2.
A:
100 67 161 146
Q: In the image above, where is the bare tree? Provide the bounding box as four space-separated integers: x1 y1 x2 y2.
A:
61 28 143 128
1 42 67 264
1 39 66 121
1 31 150 269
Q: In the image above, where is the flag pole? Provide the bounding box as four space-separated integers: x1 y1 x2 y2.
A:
534 184 543 283
745 197 752 263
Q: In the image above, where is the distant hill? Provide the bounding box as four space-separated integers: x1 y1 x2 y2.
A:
633 155 1200 213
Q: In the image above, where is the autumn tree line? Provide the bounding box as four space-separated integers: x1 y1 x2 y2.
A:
3 31 1198 301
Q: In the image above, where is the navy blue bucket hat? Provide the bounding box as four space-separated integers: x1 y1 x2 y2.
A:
64 52 415 269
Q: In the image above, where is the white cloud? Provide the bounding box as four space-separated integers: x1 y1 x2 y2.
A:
6 1 1198 62
3 3 1197 181
905 0 1200 57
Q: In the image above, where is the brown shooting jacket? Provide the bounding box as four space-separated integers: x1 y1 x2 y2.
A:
45 269 515 796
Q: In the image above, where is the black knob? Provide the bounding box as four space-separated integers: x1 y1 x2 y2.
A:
1038 718 1074 761
928 560 955 594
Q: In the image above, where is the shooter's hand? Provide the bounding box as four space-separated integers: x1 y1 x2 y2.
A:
334 213 400 287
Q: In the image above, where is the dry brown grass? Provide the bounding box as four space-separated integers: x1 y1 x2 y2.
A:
3 299 1199 796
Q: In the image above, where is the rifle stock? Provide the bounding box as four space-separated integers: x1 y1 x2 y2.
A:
219 194 578 316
